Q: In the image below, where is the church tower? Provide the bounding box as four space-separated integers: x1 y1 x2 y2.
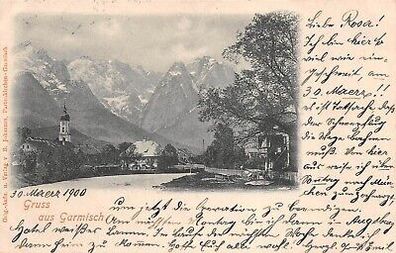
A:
59 103 71 144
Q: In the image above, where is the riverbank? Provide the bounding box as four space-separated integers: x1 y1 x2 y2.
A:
21 173 192 189
159 171 297 191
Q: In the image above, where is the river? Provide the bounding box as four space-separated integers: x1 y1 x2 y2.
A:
30 173 191 189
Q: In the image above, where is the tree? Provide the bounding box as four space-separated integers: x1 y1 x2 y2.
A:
158 144 179 170
203 123 246 169
119 143 140 163
101 144 118 164
199 12 298 142
18 127 31 139
16 127 31 146
118 142 133 154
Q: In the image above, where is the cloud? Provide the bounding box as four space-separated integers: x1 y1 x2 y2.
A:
177 17 192 32
15 14 252 72
95 19 122 37
170 43 208 62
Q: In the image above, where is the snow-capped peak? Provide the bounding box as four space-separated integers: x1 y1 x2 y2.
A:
14 43 74 96
169 62 187 71
163 62 191 80
185 56 235 92
67 57 161 125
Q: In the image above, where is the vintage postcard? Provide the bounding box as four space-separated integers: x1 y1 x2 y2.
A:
0 0 395 252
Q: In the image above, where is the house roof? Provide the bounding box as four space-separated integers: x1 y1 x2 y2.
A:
134 140 160 157
120 139 161 158
24 137 57 148
23 137 73 151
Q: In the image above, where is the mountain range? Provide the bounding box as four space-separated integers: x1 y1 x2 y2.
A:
13 41 235 152
142 57 235 149
68 56 161 124
13 42 171 147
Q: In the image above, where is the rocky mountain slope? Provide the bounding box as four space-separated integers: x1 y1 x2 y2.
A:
13 42 235 152
67 57 160 124
12 72 61 128
141 62 198 132
142 57 235 149
187 56 235 91
13 42 170 146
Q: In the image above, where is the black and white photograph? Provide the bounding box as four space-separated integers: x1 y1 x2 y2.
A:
11 12 298 190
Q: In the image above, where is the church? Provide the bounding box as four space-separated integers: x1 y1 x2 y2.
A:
58 104 71 144
20 104 72 153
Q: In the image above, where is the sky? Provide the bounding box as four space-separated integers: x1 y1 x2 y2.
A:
15 14 252 72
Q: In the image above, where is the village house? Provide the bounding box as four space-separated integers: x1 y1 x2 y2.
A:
120 139 161 170
244 131 291 172
20 137 59 153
